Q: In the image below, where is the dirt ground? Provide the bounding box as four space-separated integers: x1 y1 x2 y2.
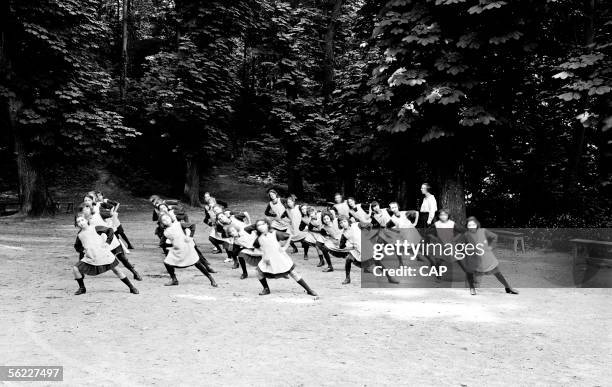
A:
1 169 611 386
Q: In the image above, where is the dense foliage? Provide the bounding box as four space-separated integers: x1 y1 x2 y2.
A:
1 0 610 226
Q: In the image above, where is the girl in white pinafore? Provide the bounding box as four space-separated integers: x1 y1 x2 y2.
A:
347 197 371 223
264 189 290 232
320 212 345 256
246 219 318 297
71 214 139 295
282 195 309 256
79 200 142 281
160 213 217 287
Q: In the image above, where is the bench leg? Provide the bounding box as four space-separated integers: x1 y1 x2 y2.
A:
513 239 518 254
520 238 525 254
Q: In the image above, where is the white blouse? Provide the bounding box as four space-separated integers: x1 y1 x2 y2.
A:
420 195 437 214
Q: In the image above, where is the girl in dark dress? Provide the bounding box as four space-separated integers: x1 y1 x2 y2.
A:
337 215 399 285
331 193 350 218
456 217 519 295
96 191 134 249
427 209 470 284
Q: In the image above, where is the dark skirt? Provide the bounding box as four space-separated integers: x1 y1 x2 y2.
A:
238 249 263 267
257 263 296 279
76 258 119 276
328 250 348 258
417 211 431 229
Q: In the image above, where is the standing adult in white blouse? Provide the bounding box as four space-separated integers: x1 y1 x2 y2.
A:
418 183 437 229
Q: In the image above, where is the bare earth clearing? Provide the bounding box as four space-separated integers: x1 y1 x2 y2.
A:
1 168 610 386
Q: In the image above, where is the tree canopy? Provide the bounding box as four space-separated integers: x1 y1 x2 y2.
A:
1 0 610 226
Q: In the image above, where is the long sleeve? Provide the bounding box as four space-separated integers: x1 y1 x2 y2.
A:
275 231 290 241
484 229 498 246
100 199 119 210
95 226 115 245
453 223 467 235
152 210 159 222
228 211 248 223
243 224 257 234
339 234 347 249
99 201 114 210
217 199 228 208
371 215 382 228
264 203 275 217
74 236 84 254
181 222 196 237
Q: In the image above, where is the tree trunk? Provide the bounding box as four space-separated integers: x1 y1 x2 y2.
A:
322 0 343 101
340 162 355 197
437 161 466 225
119 0 129 102
286 141 304 196
584 0 595 46
7 99 50 216
433 139 466 224
183 155 201 206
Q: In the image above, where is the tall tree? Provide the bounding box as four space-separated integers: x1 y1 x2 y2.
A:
1 0 137 215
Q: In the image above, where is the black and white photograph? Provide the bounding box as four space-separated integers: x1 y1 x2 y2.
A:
0 0 611 385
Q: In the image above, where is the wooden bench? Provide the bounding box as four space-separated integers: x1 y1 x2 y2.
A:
490 229 526 254
570 239 612 268
54 201 75 214
0 201 20 216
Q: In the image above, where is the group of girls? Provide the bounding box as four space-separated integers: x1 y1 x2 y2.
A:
150 195 217 288
255 185 518 296
70 184 517 298
71 191 140 295
200 192 318 296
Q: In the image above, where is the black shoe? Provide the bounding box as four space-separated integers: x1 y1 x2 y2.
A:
342 277 351 285
165 279 179 286
292 247 298 254
470 288 477 295
210 280 218 288
322 267 334 272
232 262 239 269
74 288 86 295
133 271 143 281
259 288 271 296
240 273 248 279
129 287 139 294
206 267 217 273
505 287 519 294
316 261 325 267
363 267 373 274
